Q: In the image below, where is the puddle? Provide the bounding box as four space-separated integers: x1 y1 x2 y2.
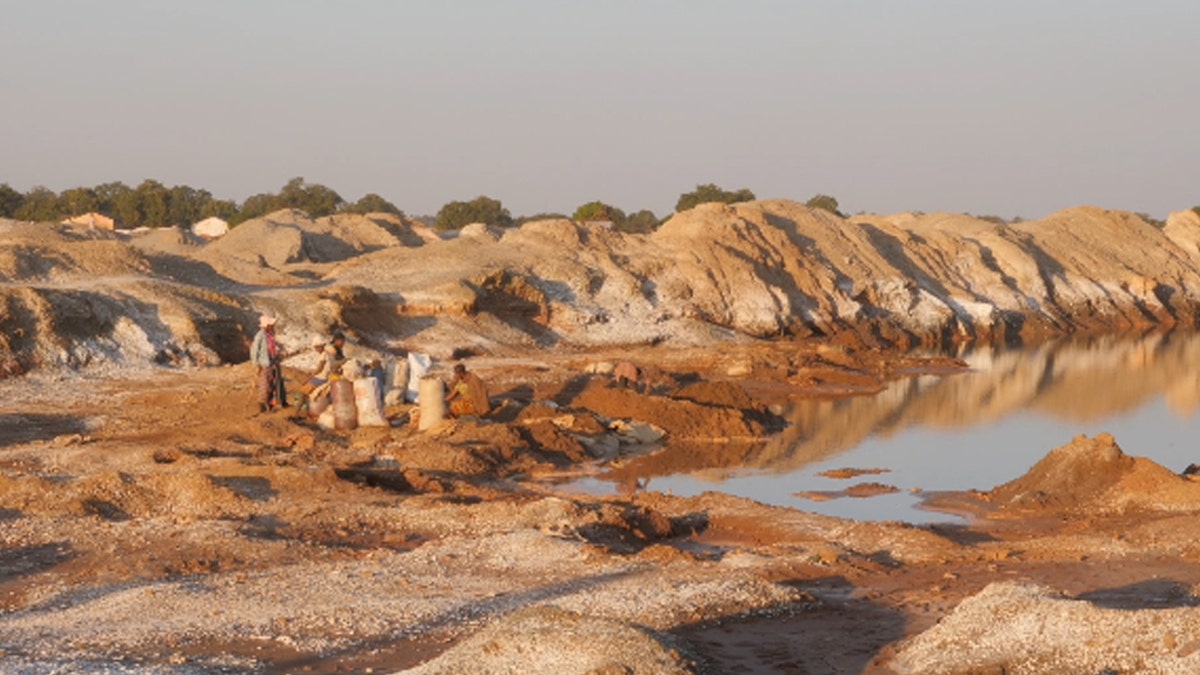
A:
561 332 1200 523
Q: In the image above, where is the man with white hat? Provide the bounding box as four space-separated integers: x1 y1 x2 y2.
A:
250 314 287 413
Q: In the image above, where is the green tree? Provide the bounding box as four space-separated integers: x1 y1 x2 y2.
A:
278 177 344 217
344 193 403 216
94 181 131 220
109 186 143 228
168 185 213 225
620 209 660 234
200 198 239 221
14 186 62 222
134 179 171 228
0 183 24 218
572 201 626 225
435 195 512 231
675 183 756 212
235 191 279 224
59 186 99 216
805 193 842 216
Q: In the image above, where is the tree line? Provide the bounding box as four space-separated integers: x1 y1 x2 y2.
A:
0 177 848 233
0 177 402 229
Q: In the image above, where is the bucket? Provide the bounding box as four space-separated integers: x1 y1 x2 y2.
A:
331 379 358 431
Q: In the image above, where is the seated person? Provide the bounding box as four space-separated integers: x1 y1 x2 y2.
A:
313 331 347 384
445 363 490 417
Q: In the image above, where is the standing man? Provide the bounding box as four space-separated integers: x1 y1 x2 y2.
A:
250 314 286 413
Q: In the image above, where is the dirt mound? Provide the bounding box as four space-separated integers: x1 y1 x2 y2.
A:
399 606 698 675
566 379 763 440
892 581 1200 674
672 380 758 409
0 236 152 283
0 469 249 521
125 226 206 256
987 433 1200 514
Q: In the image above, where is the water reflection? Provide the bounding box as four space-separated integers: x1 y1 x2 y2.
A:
593 331 1200 522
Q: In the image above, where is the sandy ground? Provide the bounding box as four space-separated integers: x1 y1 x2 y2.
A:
4 342 1200 674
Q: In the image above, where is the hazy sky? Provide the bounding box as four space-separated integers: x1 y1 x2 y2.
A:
3 1 1198 219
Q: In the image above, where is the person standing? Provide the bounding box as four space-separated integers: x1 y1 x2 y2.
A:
250 314 286 412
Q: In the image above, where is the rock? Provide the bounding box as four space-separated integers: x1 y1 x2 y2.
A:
395 606 697 675
892 582 1200 674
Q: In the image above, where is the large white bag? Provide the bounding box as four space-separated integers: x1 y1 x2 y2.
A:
405 352 432 403
353 377 388 427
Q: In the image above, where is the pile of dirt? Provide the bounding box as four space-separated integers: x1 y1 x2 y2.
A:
398 606 698 675
565 379 764 441
987 433 1200 514
892 581 1200 674
0 232 152 283
125 225 206 256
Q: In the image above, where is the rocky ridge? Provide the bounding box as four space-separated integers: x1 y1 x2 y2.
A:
4 202 1200 376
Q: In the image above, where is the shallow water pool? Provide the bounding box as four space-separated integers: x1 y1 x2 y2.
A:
565 332 1200 523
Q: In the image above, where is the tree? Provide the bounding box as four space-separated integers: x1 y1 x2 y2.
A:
620 209 660 234
805 193 843 216
675 183 756 212
572 201 626 225
344 193 403 216
168 185 213 226
0 183 24 218
94 181 132 219
59 186 99 216
134 179 171 228
200 199 239 221
235 191 278 224
278 177 344 217
14 186 61 222
435 196 512 231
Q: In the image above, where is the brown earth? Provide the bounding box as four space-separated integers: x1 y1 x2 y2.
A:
6 204 1200 672
4 343 1200 673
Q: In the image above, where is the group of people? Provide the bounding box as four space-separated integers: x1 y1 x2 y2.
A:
250 314 489 419
250 314 347 413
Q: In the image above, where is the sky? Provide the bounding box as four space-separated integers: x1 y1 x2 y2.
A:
2 0 1198 219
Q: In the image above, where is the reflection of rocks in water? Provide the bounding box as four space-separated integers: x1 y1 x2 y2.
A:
610 332 1200 483
760 332 1200 475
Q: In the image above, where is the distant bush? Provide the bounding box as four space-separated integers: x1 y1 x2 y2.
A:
14 186 62 222
975 214 1007 225
805 194 843 216
572 201 625 224
0 183 25 218
1192 206 1200 219
620 209 661 234
1135 212 1165 229
435 195 512 231
513 212 568 226
675 183 756 212
344 193 404 216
